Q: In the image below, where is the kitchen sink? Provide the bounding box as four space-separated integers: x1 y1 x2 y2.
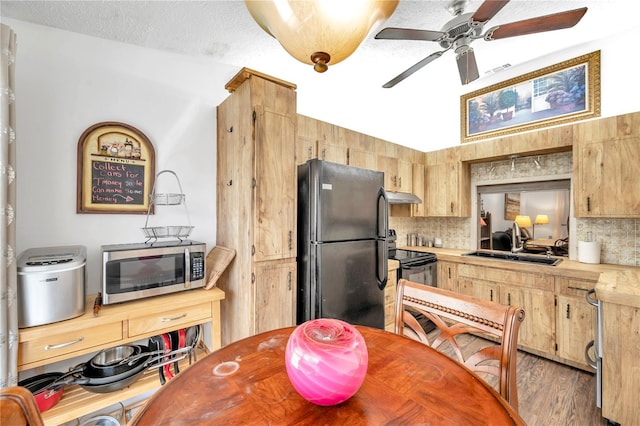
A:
462 251 562 266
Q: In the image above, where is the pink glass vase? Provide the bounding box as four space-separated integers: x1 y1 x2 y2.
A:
285 318 368 406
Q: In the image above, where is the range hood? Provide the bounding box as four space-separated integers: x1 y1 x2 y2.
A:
386 191 422 204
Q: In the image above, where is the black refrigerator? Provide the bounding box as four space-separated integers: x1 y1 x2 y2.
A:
297 159 388 329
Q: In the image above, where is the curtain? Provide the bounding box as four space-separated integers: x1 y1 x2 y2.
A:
0 23 18 388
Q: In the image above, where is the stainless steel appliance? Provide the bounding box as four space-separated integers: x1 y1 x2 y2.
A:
388 229 437 286
585 289 603 408
17 245 87 328
297 159 388 328
101 240 205 305
388 229 437 332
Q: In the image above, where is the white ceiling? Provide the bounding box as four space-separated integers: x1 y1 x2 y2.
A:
2 0 639 151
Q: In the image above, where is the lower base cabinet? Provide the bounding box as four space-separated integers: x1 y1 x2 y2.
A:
384 262 399 332
437 260 595 371
601 302 640 425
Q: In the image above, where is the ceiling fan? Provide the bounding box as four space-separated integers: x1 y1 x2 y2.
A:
375 0 587 87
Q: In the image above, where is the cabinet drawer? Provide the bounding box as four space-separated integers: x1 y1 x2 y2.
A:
18 322 123 367
458 264 554 291
556 277 595 297
128 302 212 337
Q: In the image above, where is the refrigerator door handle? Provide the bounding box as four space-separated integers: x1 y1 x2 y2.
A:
376 187 389 290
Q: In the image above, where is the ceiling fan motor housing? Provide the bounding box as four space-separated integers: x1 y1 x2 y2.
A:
438 13 482 49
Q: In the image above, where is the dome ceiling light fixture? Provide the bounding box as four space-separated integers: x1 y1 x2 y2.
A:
245 0 399 73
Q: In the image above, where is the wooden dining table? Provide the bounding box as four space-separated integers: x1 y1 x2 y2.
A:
129 326 526 425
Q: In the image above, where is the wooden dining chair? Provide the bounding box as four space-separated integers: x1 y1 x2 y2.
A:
0 385 45 426
395 279 525 412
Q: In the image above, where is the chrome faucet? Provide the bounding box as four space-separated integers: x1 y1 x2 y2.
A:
511 221 524 253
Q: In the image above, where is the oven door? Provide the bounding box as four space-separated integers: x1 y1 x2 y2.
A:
400 261 437 286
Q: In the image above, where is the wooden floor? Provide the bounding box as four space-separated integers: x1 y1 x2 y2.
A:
515 350 607 426
453 334 608 425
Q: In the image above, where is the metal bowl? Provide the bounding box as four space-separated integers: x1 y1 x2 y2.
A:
91 345 139 367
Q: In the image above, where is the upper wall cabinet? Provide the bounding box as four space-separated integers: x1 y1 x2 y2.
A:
378 155 413 193
296 114 347 165
424 147 470 217
574 135 640 217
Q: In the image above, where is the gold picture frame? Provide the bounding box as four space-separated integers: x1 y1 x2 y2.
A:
461 50 600 143
77 122 156 214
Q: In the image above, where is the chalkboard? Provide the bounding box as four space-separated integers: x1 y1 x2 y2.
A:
91 160 145 205
77 122 155 214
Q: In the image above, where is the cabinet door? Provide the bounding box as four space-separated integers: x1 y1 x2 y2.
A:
253 107 296 261
425 163 448 216
384 267 398 332
349 148 377 170
437 261 457 292
556 294 594 367
575 136 640 217
425 161 470 217
318 142 348 164
377 155 399 191
411 163 425 217
296 136 316 165
501 285 556 354
472 280 499 303
397 159 413 193
254 260 296 333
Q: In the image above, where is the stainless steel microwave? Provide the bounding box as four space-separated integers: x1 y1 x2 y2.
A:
101 240 206 305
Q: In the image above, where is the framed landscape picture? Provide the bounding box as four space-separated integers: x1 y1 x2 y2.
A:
461 50 600 143
504 193 520 221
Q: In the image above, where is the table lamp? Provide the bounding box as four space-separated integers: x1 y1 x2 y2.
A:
534 214 549 239
514 215 532 239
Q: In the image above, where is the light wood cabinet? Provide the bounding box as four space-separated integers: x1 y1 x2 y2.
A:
439 260 598 370
424 148 470 217
574 135 640 217
555 278 595 369
254 259 296 334
601 301 640 425
348 147 377 170
437 261 457 292
378 155 413 193
217 69 297 345
456 264 556 355
384 262 399 332
389 163 425 218
17 289 225 425
296 114 347 165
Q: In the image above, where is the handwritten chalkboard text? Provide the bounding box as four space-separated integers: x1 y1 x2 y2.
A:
91 160 145 205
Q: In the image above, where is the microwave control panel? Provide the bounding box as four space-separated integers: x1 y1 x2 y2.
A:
191 252 205 281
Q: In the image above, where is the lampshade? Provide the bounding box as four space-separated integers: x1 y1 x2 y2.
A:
245 0 399 72
514 215 532 228
535 214 550 225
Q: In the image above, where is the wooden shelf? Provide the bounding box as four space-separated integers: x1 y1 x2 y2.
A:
41 346 208 425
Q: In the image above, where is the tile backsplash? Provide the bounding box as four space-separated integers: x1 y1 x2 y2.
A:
390 151 639 267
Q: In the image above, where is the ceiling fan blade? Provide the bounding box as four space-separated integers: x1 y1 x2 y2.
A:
375 27 445 42
471 0 510 23
456 48 479 85
383 51 445 88
484 7 588 40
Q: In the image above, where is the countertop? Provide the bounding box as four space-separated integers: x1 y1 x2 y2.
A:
399 246 640 309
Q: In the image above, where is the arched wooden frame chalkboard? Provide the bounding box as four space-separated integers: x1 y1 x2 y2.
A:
77 122 156 214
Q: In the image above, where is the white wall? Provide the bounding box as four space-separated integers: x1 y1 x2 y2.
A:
6 19 239 293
